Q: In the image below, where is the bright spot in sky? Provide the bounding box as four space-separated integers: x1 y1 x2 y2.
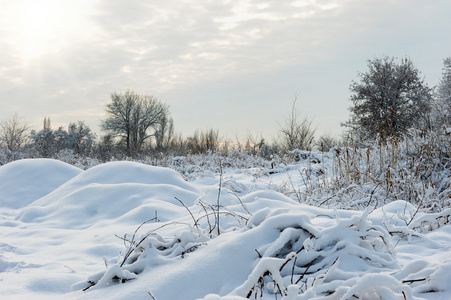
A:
3 0 96 60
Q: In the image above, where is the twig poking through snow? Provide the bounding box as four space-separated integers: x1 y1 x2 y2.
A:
174 197 199 231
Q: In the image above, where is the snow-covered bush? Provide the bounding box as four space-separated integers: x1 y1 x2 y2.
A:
231 208 403 299
303 130 451 212
75 223 211 291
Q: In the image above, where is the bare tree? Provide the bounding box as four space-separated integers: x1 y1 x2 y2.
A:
0 114 29 152
244 131 266 155
279 98 316 151
101 90 169 153
154 115 174 150
201 129 219 153
187 129 220 154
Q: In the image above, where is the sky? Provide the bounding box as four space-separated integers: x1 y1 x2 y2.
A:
0 0 450 142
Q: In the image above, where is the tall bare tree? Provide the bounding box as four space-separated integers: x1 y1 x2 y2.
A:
101 90 169 153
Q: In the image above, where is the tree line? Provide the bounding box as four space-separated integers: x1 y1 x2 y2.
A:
1 56 451 164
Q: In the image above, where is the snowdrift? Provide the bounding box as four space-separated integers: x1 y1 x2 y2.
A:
17 161 202 229
1 159 451 300
0 159 82 209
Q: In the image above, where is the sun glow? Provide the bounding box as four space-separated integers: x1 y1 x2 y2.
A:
3 0 96 60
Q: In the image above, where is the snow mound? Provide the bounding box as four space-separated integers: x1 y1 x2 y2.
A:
74 206 399 299
74 201 451 300
17 161 203 229
0 159 82 209
1 160 451 300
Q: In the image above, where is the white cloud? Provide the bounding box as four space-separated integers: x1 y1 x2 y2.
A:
0 0 450 139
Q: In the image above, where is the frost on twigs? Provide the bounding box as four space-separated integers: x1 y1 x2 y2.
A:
75 190 250 293
75 220 210 292
232 208 404 299
408 208 451 233
392 259 451 295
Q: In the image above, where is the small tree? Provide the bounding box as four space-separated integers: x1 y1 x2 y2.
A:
0 114 29 152
243 132 267 156
279 98 316 151
67 121 96 155
101 90 169 154
316 134 337 152
186 129 220 154
29 118 56 157
93 134 117 162
30 118 96 157
201 129 220 153
154 115 174 151
343 56 432 142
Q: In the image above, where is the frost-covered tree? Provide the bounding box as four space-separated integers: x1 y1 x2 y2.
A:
433 57 451 126
67 121 96 155
30 118 96 157
29 118 56 157
316 134 337 152
54 126 69 151
343 57 432 142
30 128 55 157
101 90 169 153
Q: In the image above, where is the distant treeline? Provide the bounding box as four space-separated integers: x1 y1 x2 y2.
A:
1 56 450 164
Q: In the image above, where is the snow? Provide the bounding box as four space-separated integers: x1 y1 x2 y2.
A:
1 158 451 299
0 159 82 209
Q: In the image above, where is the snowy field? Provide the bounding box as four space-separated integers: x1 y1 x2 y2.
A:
1 158 451 299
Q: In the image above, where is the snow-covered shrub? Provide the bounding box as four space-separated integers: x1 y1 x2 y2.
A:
307 130 451 212
408 208 451 233
54 149 101 170
231 208 404 299
75 222 211 291
75 186 251 292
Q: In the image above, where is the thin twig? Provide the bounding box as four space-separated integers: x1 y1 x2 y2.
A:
216 159 223 235
147 290 157 300
295 263 311 284
402 277 427 284
255 249 262 258
197 201 212 233
228 191 252 216
174 197 199 231
291 256 298 284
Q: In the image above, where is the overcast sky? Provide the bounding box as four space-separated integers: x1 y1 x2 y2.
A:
1 0 450 141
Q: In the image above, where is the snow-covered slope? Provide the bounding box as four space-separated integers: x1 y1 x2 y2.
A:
0 159 82 209
0 159 450 300
17 161 202 229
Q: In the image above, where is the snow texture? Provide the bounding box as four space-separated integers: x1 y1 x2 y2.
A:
0 159 450 300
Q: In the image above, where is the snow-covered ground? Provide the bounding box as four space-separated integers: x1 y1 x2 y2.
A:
1 158 450 299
